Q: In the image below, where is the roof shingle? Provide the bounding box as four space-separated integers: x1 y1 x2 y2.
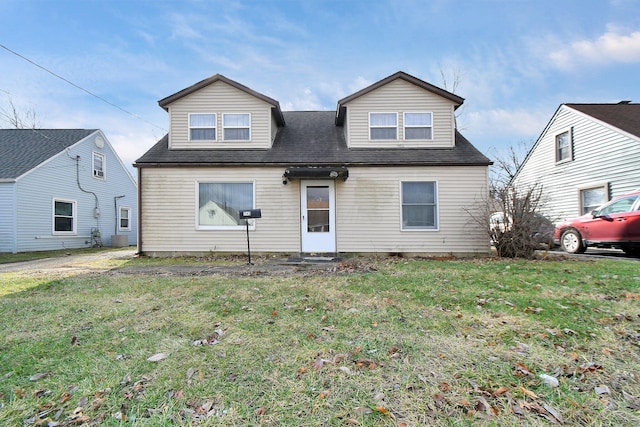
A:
0 129 96 179
135 111 491 167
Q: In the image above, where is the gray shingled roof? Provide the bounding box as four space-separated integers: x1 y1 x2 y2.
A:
135 111 491 167
0 129 96 179
566 103 640 139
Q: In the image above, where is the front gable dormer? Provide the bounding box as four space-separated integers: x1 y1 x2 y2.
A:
335 71 463 149
159 74 285 150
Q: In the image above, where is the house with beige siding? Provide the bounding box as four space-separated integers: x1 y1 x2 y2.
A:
512 103 640 223
134 72 492 257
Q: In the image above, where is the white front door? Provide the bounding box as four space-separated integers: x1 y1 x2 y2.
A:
301 180 336 253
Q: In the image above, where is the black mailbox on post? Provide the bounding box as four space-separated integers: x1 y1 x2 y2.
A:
239 209 262 219
238 208 261 264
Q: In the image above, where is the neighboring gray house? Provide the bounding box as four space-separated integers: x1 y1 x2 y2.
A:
0 129 137 253
513 103 640 222
135 72 492 256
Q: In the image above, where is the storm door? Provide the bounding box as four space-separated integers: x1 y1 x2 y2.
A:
300 180 336 252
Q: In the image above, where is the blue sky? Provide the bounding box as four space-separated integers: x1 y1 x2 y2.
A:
1 0 639 173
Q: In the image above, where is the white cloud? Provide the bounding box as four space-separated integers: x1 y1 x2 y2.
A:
548 27 640 70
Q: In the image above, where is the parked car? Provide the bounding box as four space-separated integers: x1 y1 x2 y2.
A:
489 211 555 253
554 191 640 255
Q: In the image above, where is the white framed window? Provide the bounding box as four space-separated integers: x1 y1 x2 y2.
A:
53 198 77 235
197 182 255 230
223 113 251 141
579 184 608 215
118 206 131 231
404 112 433 140
401 181 438 230
189 113 217 141
93 152 105 179
369 112 398 140
555 129 572 163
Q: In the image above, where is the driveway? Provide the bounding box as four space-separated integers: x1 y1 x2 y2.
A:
0 248 138 276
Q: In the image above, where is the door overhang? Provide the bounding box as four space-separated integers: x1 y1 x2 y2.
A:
284 166 348 182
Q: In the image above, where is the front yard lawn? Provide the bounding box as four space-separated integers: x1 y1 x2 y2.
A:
1 256 639 426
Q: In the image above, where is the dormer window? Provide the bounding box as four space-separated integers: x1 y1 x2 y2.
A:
404 112 433 140
369 113 398 140
189 113 216 141
223 113 251 141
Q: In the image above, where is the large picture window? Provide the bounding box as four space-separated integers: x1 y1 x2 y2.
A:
189 113 216 141
53 199 76 234
404 112 433 140
369 113 398 140
223 113 251 141
401 181 437 230
198 182 254 229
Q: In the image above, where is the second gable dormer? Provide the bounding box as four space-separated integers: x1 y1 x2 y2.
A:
158 74 285 150
335 72 463 149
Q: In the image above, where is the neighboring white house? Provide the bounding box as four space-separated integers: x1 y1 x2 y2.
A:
0 129 137 253
512 103 640 223
134 72 492 257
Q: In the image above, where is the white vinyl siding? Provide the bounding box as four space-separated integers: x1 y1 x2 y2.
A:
168 81 274 149
513 105 640 222
343 79 456 148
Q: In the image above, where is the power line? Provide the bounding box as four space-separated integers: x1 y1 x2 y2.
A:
0 43 166 132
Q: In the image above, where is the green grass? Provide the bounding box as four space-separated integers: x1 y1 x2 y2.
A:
1 257 639 426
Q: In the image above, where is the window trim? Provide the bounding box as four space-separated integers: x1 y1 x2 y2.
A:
400 180 439 231
555 128 573 164
222 113 251 141
578 182 609 215
118 206 132 232
403 112 433 141
92 151 106 180
189 113 217 142
195 181 256 230
52 198 77 235
369 112 398 141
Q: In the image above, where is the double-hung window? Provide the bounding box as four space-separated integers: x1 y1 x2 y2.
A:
556 130 572 163
198 182 254 229
189 113 216 141
53 199 76 234
404 112 433 140
580 185 608 215
119 207 131 231
369 113 398 140
93 152 105 179
401 181 438 230
223 113 251 141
